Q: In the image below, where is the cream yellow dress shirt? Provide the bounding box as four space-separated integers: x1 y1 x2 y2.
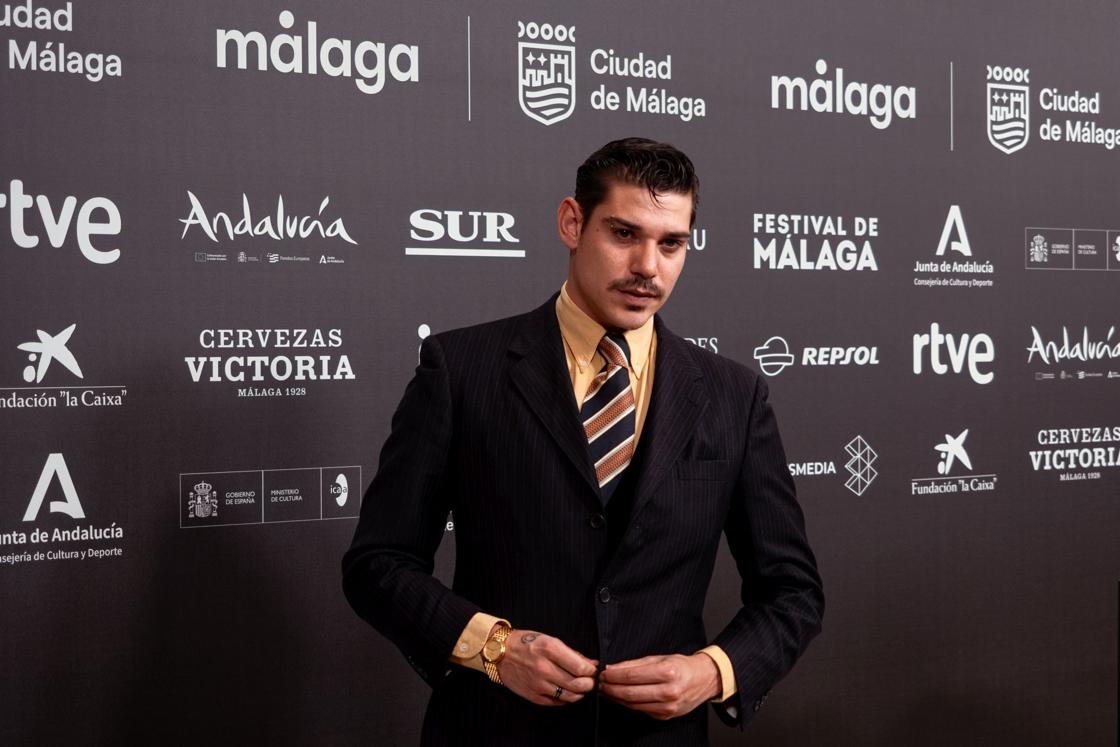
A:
449 284 737 703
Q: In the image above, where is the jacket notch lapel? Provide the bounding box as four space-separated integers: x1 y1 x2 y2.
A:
630 320 708 523
508 301 602 500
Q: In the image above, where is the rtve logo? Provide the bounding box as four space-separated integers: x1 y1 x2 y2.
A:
912 322 995 385
1 179 121 264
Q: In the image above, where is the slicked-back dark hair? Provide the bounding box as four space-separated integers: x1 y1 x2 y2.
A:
574 137 699 228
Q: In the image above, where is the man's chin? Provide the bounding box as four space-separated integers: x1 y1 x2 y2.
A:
606 305 657 332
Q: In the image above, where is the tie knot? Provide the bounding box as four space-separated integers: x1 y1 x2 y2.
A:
598 333 632 370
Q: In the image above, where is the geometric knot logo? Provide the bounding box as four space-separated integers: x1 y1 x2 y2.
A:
843 435 878 495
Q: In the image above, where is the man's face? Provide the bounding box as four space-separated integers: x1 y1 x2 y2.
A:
559 182 692 331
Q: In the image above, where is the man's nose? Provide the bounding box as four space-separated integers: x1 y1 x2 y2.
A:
629 241 659 278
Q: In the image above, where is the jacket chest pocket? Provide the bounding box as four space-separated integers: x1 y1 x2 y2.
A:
674 459 729 481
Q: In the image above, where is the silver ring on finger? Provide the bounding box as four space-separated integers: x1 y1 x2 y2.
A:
553 686 564 700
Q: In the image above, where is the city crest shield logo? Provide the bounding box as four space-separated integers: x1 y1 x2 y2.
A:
987 81 1030 154
518 31 576 126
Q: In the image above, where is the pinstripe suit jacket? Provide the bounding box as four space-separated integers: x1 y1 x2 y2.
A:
343 295 823 745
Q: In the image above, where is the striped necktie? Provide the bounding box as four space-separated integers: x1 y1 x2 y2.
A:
580 333 637 503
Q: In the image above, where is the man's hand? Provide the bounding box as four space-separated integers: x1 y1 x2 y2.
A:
496 629 598 706
599 653 721 720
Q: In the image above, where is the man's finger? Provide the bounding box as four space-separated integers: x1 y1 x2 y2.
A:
603 655 661 670
538 658 598 695
541 637 598 678
600 660 669 685
599 682 670 704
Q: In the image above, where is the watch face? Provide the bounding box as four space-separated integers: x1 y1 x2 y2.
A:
482 638 505 663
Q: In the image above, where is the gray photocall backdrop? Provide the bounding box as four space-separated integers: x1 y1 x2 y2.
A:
1 0 1117 744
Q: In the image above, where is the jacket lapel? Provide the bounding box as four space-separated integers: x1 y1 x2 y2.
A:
630 317 708 523
508 296 601 498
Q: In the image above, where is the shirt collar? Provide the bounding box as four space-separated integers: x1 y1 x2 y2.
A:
556 282 654 376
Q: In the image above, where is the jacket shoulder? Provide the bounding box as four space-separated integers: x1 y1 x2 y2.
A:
428 301 551 362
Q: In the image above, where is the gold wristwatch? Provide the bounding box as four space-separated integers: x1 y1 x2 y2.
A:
481 623 511 685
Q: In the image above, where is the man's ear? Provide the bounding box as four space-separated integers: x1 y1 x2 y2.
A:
557 197 583 251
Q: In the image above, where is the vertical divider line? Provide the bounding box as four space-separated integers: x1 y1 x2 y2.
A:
467 16 472 122
950 61 955 151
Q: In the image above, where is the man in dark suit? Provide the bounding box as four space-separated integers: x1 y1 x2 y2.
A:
343 138 823 745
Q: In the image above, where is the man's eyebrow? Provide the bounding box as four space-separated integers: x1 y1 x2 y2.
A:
604 215 640 232
604 215 689 241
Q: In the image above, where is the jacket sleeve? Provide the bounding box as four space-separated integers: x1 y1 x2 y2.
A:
341 335 481 688
711 375 825 728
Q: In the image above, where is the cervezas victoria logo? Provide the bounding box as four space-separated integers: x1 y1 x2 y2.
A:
1030 426 1120 482
517 21 576 125
184 327 356 399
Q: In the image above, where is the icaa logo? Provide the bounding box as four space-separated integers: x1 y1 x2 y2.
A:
517 22 576 126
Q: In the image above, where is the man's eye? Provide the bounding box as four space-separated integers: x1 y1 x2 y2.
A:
614 228 634 240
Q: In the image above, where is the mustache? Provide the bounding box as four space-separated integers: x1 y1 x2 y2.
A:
608 277 663 298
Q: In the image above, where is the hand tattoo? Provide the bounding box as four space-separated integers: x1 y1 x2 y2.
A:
521 633 539 644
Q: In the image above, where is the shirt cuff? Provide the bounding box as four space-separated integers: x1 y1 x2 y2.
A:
698 645 737 703
448 612 509 674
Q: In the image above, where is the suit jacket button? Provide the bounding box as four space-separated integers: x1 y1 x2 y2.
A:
589 513 605 529
598 587 611 603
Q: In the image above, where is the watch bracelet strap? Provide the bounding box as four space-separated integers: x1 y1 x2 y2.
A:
482 625 511 685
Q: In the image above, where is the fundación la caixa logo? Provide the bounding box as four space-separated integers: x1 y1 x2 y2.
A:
910 428 997 496
2 323 128 410
1 178 121 264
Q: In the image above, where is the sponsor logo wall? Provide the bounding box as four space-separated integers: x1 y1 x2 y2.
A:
1 3 1115 746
